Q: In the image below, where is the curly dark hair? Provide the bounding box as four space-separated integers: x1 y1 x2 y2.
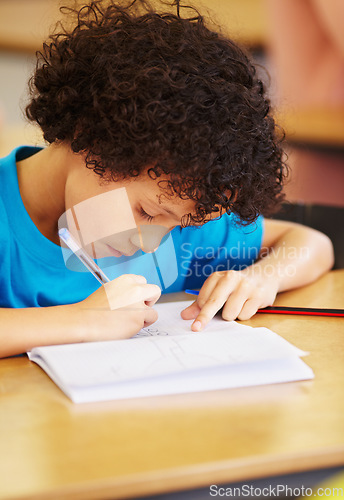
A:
26 0 287 225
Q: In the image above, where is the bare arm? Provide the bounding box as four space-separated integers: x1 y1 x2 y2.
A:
182 219 334 329
0 305 82 358
246 218 335 291
0 275 160 359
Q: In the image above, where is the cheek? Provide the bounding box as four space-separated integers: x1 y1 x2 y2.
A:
86 228 137 258
103 230 134 249
130 225 170 252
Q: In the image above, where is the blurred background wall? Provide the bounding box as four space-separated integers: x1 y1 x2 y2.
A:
0 0 343 265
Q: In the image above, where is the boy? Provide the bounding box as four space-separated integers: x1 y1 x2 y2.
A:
0 0 334 358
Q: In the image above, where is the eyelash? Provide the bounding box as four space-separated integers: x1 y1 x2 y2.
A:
138 206 155 223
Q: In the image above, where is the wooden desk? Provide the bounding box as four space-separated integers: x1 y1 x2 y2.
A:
1 271 344 500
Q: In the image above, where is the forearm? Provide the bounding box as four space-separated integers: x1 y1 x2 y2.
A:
0 275 161 358
244 224 334 292
182 221 334 328
0 305 84 358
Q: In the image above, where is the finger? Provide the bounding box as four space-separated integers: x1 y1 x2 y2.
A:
237 297 262 321
196 273 223 308
127 274 147 284
111 274 147 288
142 306 159 327
181 273 224 320
221 278 253 321
140 283 161 306
180 301 201 320
192 273 241 331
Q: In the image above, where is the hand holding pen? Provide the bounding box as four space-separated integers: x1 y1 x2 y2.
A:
58 228 161 338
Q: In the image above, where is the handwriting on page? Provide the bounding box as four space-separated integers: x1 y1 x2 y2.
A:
135 326 170 337
134 301 196 338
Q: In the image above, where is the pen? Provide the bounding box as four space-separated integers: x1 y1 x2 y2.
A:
184 289 344 317
58 228 110 285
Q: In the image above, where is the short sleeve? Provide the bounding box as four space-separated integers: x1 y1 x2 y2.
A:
0 198 10 255
0 199 11 304
164 213 264 292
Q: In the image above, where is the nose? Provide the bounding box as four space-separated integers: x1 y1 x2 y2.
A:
130 225 170 253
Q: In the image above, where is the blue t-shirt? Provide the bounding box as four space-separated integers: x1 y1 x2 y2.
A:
0 146 264 308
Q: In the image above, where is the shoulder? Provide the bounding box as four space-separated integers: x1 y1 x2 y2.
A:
0 148 18 230
0 150 13 228
0 146 43 170
0 198 10 255
0 148 15 172
0 147 31 246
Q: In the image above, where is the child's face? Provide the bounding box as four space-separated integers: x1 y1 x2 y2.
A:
62 165 198 259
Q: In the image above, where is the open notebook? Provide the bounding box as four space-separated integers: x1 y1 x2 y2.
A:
28 301 314 403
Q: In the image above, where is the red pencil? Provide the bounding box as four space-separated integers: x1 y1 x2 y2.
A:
257 306 344 318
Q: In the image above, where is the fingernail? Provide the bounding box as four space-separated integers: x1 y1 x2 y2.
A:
192 320 202 332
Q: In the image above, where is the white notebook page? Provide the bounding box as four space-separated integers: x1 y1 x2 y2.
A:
28 301 313 402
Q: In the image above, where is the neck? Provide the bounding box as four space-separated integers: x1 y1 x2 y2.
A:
17 143 74 245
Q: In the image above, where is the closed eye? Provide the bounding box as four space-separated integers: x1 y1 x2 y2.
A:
138 206 155 223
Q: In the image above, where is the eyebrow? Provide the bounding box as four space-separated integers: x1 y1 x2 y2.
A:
153 198 194 227
154 199 218 228
161 205 179 219
164 208 196 228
